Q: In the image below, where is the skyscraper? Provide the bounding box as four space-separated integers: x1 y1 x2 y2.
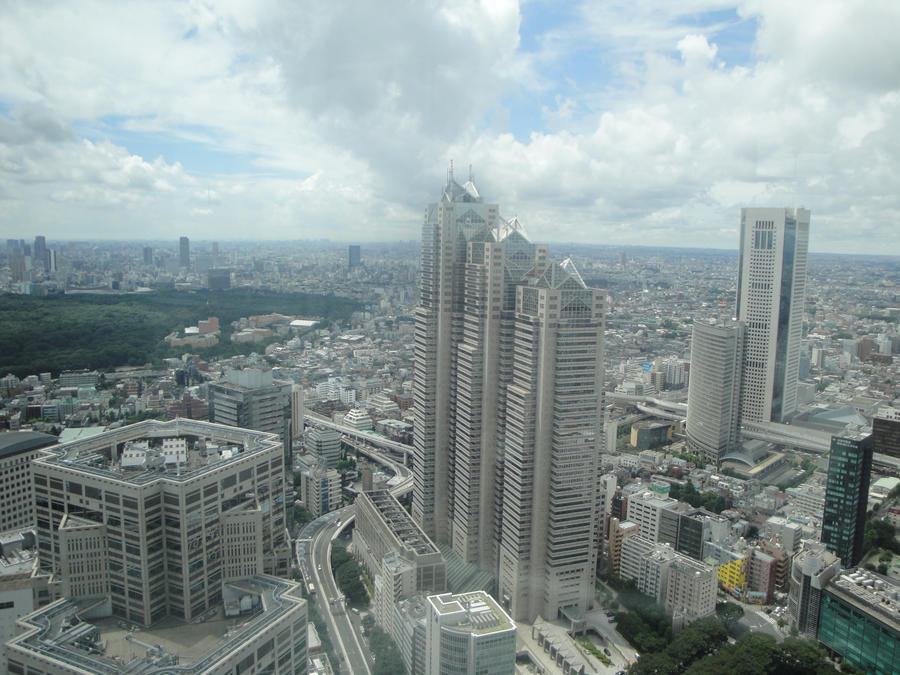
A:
736 207 810 423
686 320 744 464
787 541 841 638
412 167 605 622
32 235 48 273
821 431 873 566
348 244 361 268
179 235 190 268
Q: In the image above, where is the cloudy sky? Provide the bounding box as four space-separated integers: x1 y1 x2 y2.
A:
1 0 898 254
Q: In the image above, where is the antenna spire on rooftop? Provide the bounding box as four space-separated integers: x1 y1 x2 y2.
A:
449 159 454 182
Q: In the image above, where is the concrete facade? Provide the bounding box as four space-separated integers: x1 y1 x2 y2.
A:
413 172 605 622
737 207 810 423
425 591 516 675
31 419 290 627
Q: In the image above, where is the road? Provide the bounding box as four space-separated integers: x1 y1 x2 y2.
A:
307 510 372 675
586 610 640 670
295 437 413 673
735 606 783 642
304 410 414 462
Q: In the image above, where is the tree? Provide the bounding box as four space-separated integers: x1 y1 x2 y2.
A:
775 638 834 674
716 601 744 628
685 633 778 675
630 652 678 675
863 519 900 555
630 617 726 675
337 458 356 473
293 504 313 526
331 545 351 569
368 625 405 675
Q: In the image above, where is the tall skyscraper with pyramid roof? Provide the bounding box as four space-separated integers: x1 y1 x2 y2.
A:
412 166 605 622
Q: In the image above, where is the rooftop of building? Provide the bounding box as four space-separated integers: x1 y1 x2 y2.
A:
793 405 870 435
629 490 679 509
55 427 120 445
828 569 900 632
871 476 900 493
396 594 430 622
364 490 439 557
7 576 304 674
34 418 281 485
0 429 57 459
428 591 515 636
0 529 36 579
632 420 672 430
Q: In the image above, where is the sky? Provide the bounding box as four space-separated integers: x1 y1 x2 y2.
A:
1 0 898 254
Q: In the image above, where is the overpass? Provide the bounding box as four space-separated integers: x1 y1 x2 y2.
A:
304 410 413 463
607 392 687 422
293 425 413 674
344 436 414 497
740 421 832 453
606 392 852 453
607 392 688 414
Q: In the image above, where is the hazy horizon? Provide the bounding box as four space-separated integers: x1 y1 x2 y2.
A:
2 2 899 255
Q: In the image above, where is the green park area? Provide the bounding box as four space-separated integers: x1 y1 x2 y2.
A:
0 288 359 377
602 577 837 674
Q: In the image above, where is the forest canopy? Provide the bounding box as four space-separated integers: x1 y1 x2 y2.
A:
0 288 360 377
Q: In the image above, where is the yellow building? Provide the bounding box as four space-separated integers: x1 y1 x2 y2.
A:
717 556 747 598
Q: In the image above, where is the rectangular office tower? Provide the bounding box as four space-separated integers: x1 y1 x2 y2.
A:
737 207 810 423
348 244 361 268
179 235 190 268
685 320 744 464
822 432 873 566
412 167 605 622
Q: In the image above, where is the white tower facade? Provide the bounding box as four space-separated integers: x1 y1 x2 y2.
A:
737 207 810 423
496 262 605 622
412 169 605 622
686 320 744 463
412 168 500 545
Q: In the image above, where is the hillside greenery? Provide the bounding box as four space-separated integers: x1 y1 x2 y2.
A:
0 288 360 377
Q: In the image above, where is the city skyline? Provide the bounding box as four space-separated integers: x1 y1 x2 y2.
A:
1 2 899 254
1 171 898 672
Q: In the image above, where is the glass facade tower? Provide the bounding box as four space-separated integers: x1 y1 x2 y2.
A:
822 433 873 567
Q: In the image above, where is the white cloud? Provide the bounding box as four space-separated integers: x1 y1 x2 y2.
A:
677 34 718 67
0 1 897 253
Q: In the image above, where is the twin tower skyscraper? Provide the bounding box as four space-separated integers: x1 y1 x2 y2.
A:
411 168 605 623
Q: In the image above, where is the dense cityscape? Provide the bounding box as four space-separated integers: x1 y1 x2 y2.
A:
0 173 898 675
2 2 900 673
